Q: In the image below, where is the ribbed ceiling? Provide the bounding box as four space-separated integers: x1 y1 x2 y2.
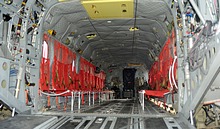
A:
43 0 173 71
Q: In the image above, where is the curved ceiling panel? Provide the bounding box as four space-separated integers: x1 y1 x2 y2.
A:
43 0 173 71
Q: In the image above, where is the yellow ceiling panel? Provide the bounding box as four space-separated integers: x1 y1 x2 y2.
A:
81 0 134 19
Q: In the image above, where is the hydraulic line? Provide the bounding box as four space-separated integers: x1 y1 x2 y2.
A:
169 66 173 91
171 56 178 89
40 90 70 97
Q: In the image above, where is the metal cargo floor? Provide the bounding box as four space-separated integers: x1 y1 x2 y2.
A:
0 100 192 129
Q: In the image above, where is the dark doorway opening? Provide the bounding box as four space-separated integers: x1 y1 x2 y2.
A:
123 68 136 98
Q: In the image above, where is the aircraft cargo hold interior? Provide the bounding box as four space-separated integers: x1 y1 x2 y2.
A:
0 0 220 129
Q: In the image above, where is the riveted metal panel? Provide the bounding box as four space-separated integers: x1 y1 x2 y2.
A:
81 0 134 19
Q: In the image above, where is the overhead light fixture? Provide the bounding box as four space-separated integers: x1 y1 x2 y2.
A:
4 0 13 5
129 27 139 31
86 33 97 40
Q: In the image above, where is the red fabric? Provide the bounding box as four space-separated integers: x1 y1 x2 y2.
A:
145 90 169 98
40 34 106 95
148 30 177 91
